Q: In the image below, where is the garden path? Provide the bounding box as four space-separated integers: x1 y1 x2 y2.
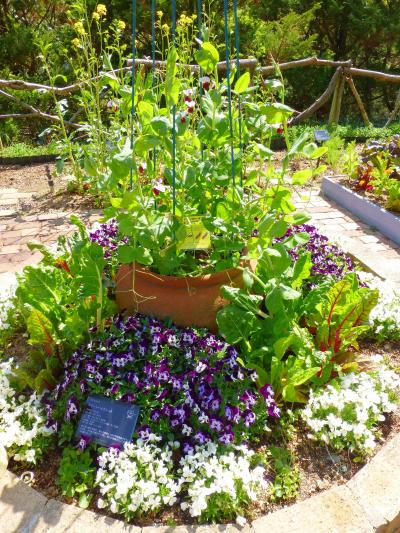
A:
0 186 399 283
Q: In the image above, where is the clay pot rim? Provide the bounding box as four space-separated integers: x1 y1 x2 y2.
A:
118 262 243 288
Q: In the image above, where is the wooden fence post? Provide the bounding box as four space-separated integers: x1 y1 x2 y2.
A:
346 75 372 126
329 68 345 124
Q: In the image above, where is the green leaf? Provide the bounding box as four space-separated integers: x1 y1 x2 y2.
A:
220 286 263 314
150 116 170 136
117 245 153 266
134 135 160 156
310 146 328 159
137 101 154 124
290 367 320 386
234 71 250 94
165 46 180 107
292 168 313 185
255 143 274 158
216 305 258 345
195 42 219 73
262 102 294 124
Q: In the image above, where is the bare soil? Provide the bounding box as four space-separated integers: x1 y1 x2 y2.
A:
0 163 101 214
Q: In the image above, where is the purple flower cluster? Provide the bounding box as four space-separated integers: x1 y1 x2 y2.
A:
89 219 128 258
281 224 355 279
45 315 279 453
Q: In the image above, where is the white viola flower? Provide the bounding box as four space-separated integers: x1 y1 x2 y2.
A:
303 366 399 455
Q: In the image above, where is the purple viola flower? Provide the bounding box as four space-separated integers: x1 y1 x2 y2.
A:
161 404 173 416
46 418 59 432
259 384 274 399
243 409 256 427
109 383 120 394
171 375 183 391
76 435 91 451
194 430 211 444
80 380 88 394
182 439 195 454
85 360 98 374
150 408 162 422
155 365 170 382
107 443 122 455
195 359 210 374
240 390 257 408
268 404 281 418
137 425 152 441
209 415 224 432
209 394 222 411
121 392 136 403
182 330 197 345
65 395 79 421
225 404 241 424
219 427 234 444
157 388 169 400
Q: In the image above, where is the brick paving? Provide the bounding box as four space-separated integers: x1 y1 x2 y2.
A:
294 189 400 283
0 186 399 282
0 210 101 274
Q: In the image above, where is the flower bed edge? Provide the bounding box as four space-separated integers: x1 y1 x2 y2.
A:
1 432 399 533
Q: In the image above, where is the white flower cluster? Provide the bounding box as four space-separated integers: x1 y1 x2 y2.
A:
96 437 268 522
358 272 400 341
0 359 54 464
0 273 17 331
303 367 400 454
179 442 268 519
96 437 180 518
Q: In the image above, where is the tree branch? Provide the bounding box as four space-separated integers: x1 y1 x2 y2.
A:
0 89 80 128
290 68 343 125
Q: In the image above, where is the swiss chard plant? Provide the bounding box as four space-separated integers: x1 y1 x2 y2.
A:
217 232 379 403
14 217 116 392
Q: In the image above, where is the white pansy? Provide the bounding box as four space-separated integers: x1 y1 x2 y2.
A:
96 436 179 518
358 272 400 341
0 359 54 464
178 442 268 518
0 273 18 331
303 367 400 454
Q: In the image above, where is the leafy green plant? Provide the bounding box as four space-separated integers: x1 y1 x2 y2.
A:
57 447 96 508
303 275 379 373
14 217 116 391
268 446 300 502
217 234 323 403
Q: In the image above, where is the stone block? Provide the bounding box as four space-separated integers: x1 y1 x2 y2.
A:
252 485 373 533
0 470 47 533
34 498 141 532
347 434 400 527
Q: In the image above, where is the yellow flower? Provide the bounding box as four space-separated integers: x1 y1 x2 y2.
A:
74 21 86 35
162 23 170 34
157 10 163 19
96 4 107 17
92 12 100 21
71 38 81 47
116 20 126 31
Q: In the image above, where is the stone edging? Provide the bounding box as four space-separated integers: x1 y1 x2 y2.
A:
0 433 399 533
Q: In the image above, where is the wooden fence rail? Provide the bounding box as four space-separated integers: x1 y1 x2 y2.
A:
1 56 399 128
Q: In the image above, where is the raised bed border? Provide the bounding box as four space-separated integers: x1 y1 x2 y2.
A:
321 175 400 247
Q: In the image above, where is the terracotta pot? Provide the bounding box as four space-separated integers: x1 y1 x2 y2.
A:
116 262 245 332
